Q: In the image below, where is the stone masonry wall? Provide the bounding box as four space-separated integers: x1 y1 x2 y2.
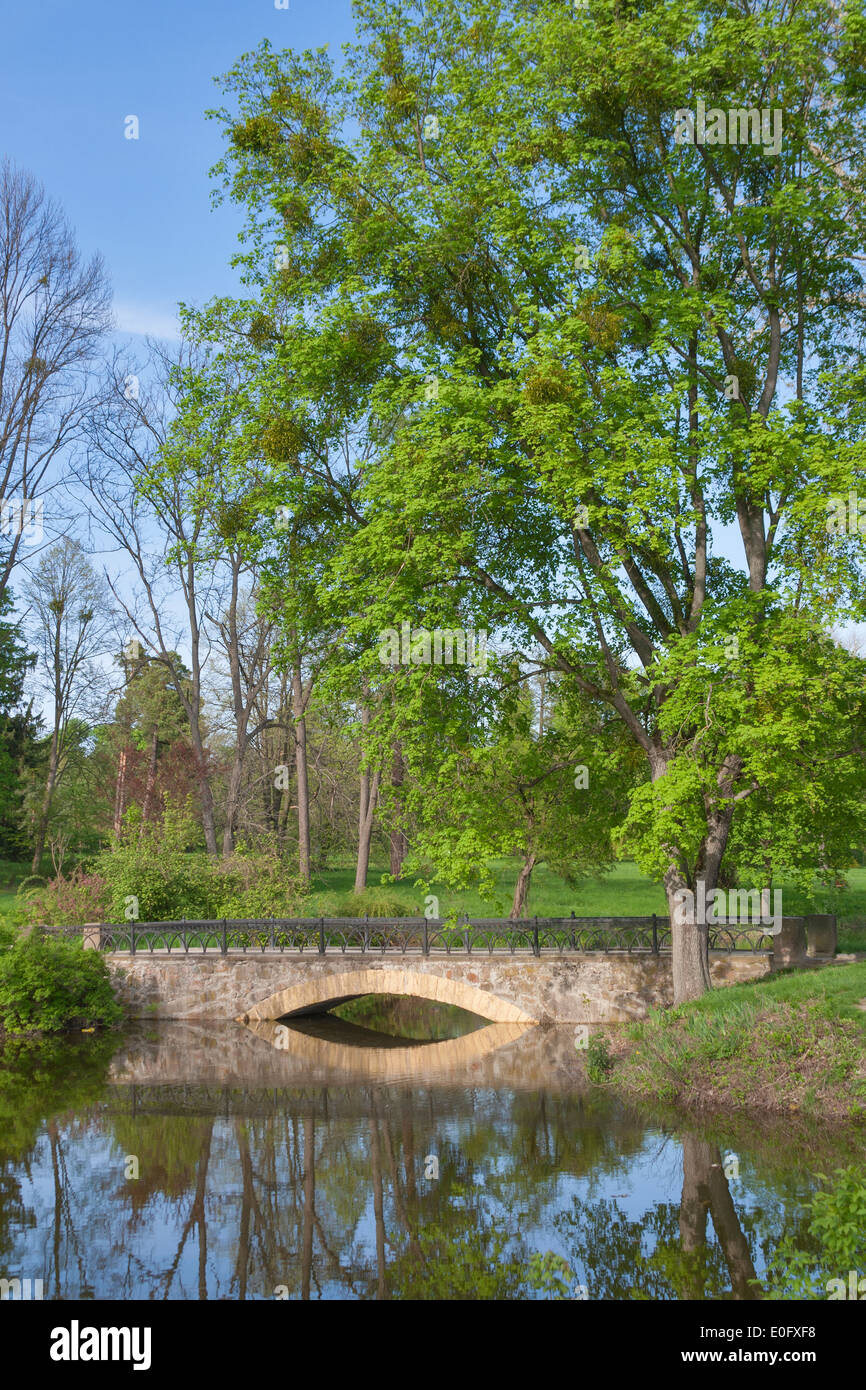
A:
107 950 771 1025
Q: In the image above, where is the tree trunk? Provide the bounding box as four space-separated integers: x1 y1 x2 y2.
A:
678 1134 711 1299
192 1121 213 1302
369 1112 388 1300
652 748 742 1005
355 765 381 893
222 753 244 857
705 1149 761 1299
113 746 129 838
678 1136 759 1299
665 865 712 1004
194 745 219 855
183 706 217 855
31 731 60 874
278 762 293 851
301 1110 315 1301
509 851 537 920
389 743 407 877
292 659 311 888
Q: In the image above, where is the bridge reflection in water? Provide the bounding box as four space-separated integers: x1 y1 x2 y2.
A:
96 1014 801 1301
2 1010 835 1302
243 1014 534 1084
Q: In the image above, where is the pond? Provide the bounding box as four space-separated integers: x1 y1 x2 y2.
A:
0 999 853 1300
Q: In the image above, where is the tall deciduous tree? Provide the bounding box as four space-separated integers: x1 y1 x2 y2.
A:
24 539 111 871
84 344 225 854
0 589 38 856
0 161 110 596
210 0 866 1000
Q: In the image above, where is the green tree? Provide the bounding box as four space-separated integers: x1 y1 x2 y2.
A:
208 0 866 1001
0 589 38 857
392 667 638 917
114 652 190 833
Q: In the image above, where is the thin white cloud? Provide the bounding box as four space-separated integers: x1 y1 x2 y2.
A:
113 301 182 340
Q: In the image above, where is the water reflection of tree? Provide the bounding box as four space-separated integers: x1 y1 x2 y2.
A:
104 1088 775 1300
0 1062 827 1300
556 1136 764 1300
0 1034 115 1296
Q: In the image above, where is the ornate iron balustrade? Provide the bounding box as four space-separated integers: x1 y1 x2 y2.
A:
54 914 779 956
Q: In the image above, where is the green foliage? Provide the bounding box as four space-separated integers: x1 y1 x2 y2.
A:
389 1219 576 1299
620 607 866 888
332 993 484 1038
94 804 306 922
211 837 305 918
585 1031 615 1084
0 589 39 857
525 1251 575 1298
97 800 218 922
0 1031 117 1161
374 672 641 915
763 1167 866 1299
0 932 123 1034
114 656 189 755
260 415 305 462
107 1113 217 1211
20 718 113 860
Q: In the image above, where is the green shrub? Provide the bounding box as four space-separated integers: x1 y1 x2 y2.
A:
585 1031 614 1084
8 807 306 929
0 932 123 1034
97 801 219 922
212 839 305 918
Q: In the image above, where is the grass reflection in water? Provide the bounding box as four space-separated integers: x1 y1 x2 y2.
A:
327 993 487 1042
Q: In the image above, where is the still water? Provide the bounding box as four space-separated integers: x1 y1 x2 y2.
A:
0 1000 849 1300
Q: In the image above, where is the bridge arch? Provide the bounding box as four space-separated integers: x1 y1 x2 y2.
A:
239 966 536 1025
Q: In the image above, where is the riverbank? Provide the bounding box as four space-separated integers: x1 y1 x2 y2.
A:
606 961 866 1123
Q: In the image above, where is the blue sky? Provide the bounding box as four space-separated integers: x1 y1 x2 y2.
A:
0 0 357 337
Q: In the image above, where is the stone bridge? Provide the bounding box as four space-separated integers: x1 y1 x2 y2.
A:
106 950 772 1026
89 913 834 1025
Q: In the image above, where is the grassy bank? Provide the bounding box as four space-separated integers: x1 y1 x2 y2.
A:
606 963 866 1123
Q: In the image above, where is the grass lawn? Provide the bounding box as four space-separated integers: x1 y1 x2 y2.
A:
306 858 670 918
0 859 39 923
310 858 866 932
608 961 866 1121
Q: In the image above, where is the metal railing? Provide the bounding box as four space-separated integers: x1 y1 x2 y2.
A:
60 913 780 956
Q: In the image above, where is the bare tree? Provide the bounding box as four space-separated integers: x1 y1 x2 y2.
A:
205 589 279 855
24 538 112 871
0 161 111 595
82 342 223 853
